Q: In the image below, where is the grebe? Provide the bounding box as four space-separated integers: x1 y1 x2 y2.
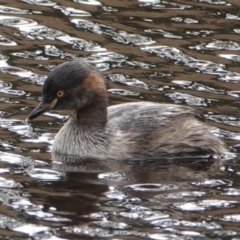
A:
27 61 228 160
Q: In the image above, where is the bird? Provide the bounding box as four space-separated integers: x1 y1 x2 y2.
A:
26 60 229 161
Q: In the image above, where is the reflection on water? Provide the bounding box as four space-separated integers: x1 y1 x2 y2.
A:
0 0 239 239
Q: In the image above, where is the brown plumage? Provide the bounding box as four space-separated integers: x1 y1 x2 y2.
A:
27 60 229 160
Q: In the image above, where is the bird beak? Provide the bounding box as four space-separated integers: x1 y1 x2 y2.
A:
26 98 58 121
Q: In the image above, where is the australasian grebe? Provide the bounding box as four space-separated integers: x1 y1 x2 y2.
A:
27 61 229 160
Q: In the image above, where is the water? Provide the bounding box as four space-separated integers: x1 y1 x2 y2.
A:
0 0 239 239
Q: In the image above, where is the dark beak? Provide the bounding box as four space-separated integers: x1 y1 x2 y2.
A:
26 101 50 121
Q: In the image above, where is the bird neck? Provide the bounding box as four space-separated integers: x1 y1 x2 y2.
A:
74 96 108 127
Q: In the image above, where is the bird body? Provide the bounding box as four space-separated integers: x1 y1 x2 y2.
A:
27 61 229 160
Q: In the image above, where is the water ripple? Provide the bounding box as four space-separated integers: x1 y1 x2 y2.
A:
194 40 240 51
74 0 102 6
221 214 240 223
54 5 91 17
142 45 240 82
108 74 147 88
71 19 155 45
27 168 62 181
0 5 30 14
126 183 179 192
0 177 22 188
138 0 192 9
0 80 25 96
166 92 211 106
199 0 229 5
12 50 48 60
174 199 238 211
108 88 140 96
20 0 57 6
145 29 182 39
13 224 49 237
0 34 16 46
0 16 37 27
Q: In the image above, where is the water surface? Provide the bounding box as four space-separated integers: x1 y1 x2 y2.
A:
0 0 240 239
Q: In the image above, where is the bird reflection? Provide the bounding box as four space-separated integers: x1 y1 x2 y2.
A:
40 153 225 231
52 152 222 182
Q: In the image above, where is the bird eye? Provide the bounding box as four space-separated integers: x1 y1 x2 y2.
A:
57 90 64 98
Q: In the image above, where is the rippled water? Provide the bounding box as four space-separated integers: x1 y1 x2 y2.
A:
0 0 240 239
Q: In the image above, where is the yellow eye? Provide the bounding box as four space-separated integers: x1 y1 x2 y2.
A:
57 90 64 98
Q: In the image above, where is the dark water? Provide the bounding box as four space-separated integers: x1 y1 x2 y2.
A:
0 0 240 239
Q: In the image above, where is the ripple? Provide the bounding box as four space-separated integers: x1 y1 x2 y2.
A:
0 80 25 96
193 40 240 51
0 16 37 28
151 218 221 230
12 22 106 52
71 19 115 35
223 188 240 196
226 13 240 20
166 92 210 106
27 168 62 181
27 209 70 222
117 60 155 69
145 29 182 39
142 45 240 82
219 54 240 63
0 177 22 188
0 119 34 138
172 80 225 95
198 0 228 5
7 197 40 212
20 25 67 40
221 214 240 222
0 57 37 78
98 172 127 181
23 74 46 85
138 0 192 9
74 0 102 6
12 50 48 60
13 224 49 237
0 151 31 165
58 35 106 51
0 66 36 78
108 88 139 96
0 5 29 14
159 191 207 199
54 5 91 17
72 19 155 45
219 72 240 83
186 30 214 37
234 29 240 34
112 31 155 46
149 233 184 240
207 115 240 127
108 74 147 88
68 226 148 238
214 230 239 237
85 52 127 63
92 220 130 230
43 45 78 60
126 183 179 192
171 17 198 23
0 97 19 104
192 179 233 187
174 199 238 211
104 187 126 201
102 6 118 12
0 34 16 46
20 0 57 6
